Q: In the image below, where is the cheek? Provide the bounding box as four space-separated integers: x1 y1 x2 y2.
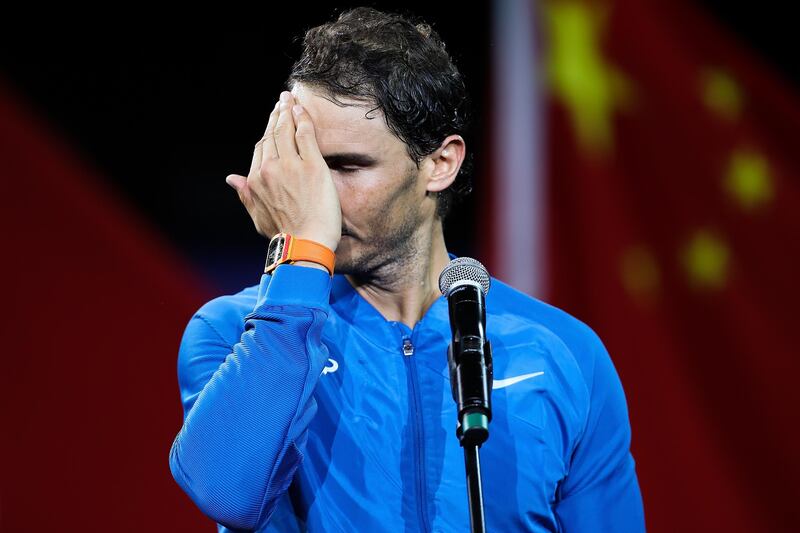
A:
334 165 418 225
334 178 379 224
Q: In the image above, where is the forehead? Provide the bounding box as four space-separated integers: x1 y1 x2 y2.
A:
290 83 406 158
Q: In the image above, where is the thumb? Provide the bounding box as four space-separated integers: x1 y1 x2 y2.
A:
225 173 247 192
225 174 253 209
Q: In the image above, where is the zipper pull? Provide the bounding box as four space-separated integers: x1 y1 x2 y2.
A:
402 336 414 357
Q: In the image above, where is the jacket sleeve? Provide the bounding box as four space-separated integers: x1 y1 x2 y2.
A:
553 329 646 532
168 264 332 531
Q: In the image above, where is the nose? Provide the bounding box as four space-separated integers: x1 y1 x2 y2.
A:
330 172 347 196
330 174 349 235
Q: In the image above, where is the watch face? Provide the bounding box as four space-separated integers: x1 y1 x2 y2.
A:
267 234 288 267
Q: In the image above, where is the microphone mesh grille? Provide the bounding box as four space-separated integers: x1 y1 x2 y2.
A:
438 257 491 296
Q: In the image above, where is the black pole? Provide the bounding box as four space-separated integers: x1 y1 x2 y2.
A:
449 339 493 532
464 444 486 533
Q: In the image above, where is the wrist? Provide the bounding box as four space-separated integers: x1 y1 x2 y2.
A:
294 232 339 253
290 260 330 273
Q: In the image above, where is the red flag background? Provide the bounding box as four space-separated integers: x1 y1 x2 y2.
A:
490 0 800 530
0 80 214 530
2 2 799 531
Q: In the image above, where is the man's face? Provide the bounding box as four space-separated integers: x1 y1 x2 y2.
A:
291 82 435 276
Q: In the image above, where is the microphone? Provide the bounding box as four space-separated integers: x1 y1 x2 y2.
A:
439 257 493 447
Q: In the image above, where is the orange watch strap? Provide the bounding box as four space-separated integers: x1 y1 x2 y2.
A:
288 238 336 275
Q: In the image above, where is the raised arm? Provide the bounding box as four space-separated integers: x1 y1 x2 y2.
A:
170 89 342 530
169 265 332 530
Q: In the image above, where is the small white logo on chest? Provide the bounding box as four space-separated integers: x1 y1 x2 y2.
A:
493 371 545 389
322 358 339 375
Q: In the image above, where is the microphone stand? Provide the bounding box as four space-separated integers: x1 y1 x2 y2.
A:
448 340 493 533
464 443 485 533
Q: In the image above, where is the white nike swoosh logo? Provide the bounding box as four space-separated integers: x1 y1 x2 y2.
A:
493 371 545 389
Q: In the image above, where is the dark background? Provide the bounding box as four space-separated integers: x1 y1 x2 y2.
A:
1 2 793 295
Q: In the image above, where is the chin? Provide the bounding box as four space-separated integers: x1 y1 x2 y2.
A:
332 239 357 274
333 254 361 276
334 233 409 277
333 242 375 277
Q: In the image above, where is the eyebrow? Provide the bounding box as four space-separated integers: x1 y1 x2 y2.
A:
322 153 379 167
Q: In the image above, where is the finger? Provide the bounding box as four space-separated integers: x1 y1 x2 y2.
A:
226 173 246 191
274 91 299 159
225 173 253 207
292 104 324 163
257 100 280 167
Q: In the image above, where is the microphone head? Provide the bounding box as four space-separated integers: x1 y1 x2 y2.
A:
438 257 491 297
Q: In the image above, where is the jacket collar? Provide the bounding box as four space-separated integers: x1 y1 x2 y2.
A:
327 254 455 356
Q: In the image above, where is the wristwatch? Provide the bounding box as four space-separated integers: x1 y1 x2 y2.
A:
264 232 336 276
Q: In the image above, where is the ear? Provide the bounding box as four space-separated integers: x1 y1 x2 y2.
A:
424 135 466 193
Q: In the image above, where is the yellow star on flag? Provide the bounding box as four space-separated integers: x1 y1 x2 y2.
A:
725 148 774 211
682 229 730 290
702 68 743 121
544 0 634 155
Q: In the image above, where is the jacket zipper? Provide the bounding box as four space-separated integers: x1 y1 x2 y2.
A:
401 331 430 531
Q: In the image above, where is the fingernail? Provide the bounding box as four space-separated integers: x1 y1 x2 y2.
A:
292 105 303 115
280 92 290 103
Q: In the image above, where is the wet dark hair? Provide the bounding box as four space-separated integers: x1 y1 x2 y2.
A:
286 6 473 219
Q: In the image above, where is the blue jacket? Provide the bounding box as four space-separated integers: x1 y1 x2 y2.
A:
169 261 645 532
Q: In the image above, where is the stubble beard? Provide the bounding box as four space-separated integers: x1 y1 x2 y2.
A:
334 215 421 281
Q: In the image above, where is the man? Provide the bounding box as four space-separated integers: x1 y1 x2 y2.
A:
169 7 645 532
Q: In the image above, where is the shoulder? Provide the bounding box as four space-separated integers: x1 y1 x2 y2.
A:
487 278 632 461
486 278 615 406
487 278 606 364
